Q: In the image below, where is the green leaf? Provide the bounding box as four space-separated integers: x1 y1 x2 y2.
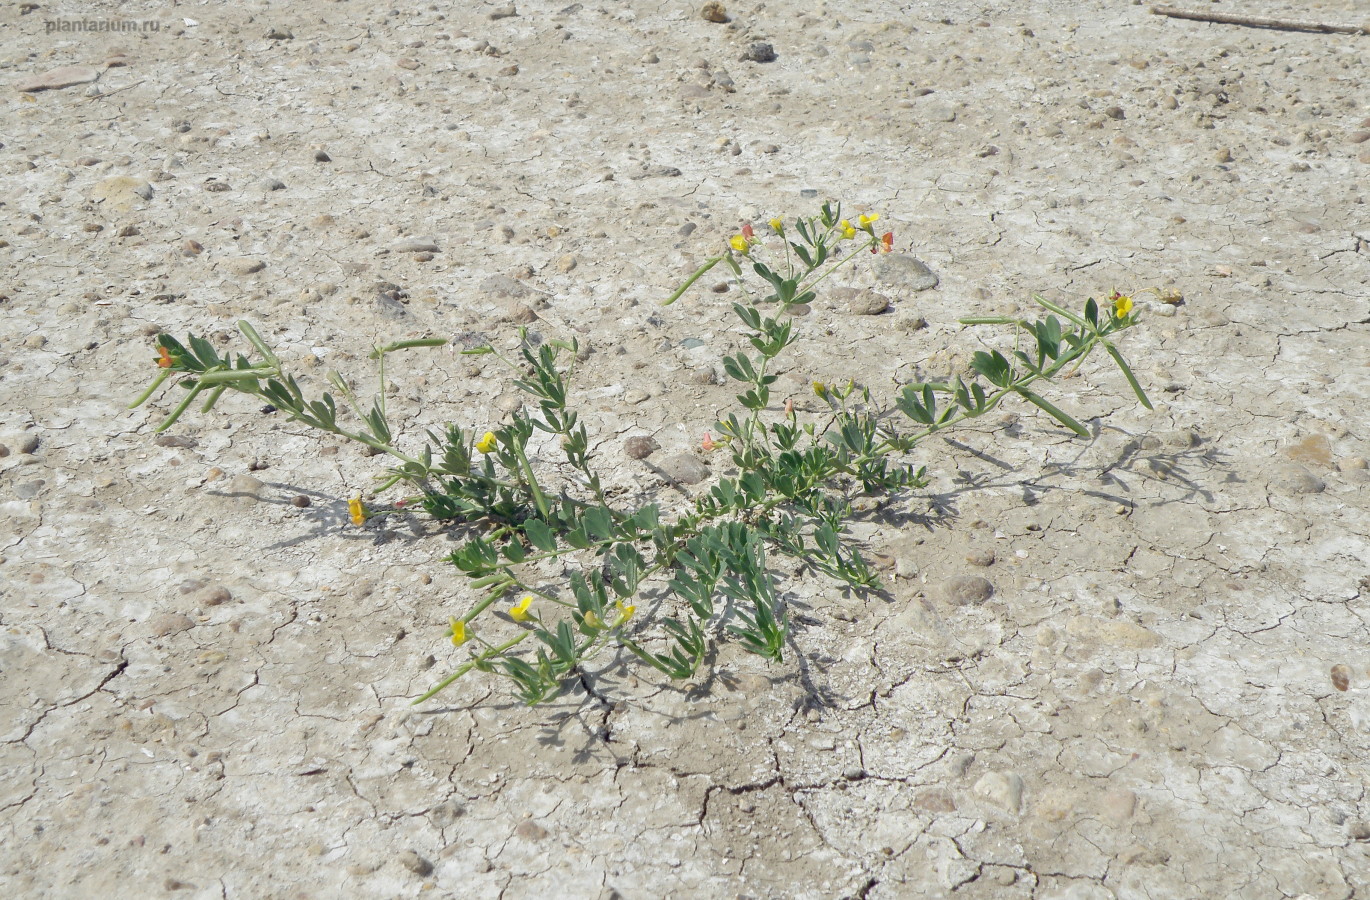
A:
521 518 555 553
1105 343 1154 410
971 350 1013 388
582 506 616 542
1018 388 1090 437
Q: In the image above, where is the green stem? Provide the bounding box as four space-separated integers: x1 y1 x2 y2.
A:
129 368 171 409
411 631 532 704
661 256 723 306
512 443 551 519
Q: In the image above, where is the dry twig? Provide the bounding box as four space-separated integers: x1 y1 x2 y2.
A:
1151 5 1369 35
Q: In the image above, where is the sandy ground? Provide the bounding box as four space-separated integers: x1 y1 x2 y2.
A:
3 0 1370 897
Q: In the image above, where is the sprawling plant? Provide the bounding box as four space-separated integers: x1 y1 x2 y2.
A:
130 203 1151 706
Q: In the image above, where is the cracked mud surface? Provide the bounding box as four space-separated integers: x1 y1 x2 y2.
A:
3 1 1369 897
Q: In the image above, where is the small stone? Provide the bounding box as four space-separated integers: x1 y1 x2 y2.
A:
228 474 265 497
895 557 918 579
514 820 549 841
14 480 44 499
701 1 728 23
1338 456 1368 472
847 291 889 316
395 57 419 70
197 586 233 607
23 334 46 349
873 254 939 292
742 42 776 63
163 878 192 891
291 495 312 508
691 368 719 385
489 5 518 19
376 293 409 320
259 178 286 191
926 104 958 123
264 27 294 40
1103 105 1125 120
16 434 40 455
396 850 433 876
965 549 995 567
223 257 266 275
181 239 203 256
940 575 994 606
16 65 101 92
1349 821 1370 841
313 149 332 162
624 436 659 460
1214 147 1232 163
392 237 439 253
973 771 1024 814
842 766 866 781
1331 664 1351 692
153 434 198 449
556 254 577 273
1347 131 1370 145
657 453 711 485
150 613 196 638
116 224 139 237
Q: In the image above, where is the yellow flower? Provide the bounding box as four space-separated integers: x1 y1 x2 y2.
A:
582 610 604 631
812 381 828 398
449 616 469 646
729 234 751 254
475 431 497 454
509 595 534 622
839 220 857 240
858 213 880 231
1111 292 1134 318
348 497 366 526
614 600 636 625
769 218 784 234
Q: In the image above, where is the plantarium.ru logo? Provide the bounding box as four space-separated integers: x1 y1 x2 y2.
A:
46 18 161 34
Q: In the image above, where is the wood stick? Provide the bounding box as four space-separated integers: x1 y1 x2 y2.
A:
1150 5 1369 35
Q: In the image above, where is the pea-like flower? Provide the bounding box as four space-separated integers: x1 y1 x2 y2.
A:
729 234 752 254
839 220 857 240
858 213 880 232
1110 292 1134 318
813 381 828 398
155 345 175 369
614 600 636 625
741 222 755 240
475 431 498 454
448 616 469 646
880 231 894 253
509 595 534 622
582 610 604 631
769 218 784 234
701 431 716 452
348 497 366 525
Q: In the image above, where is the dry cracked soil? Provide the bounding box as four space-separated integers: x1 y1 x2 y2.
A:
2 0 1370 898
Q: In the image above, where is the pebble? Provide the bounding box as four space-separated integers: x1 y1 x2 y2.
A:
150 613 196 638
396 850 433 876
939 575 994 606
264 27 293 40
1271 464 1325 495
313 149 332 162
154 434 198 449
847 291 890 316
16 433 40 455
873 254 939 292
392 238 439 253
701 1 728 23
964 549 995 567
501 302 538 324
842 766 866 781
624 436 659 459
489 5 518 19
23 334 46 349
1346 131 1370 145
973 771 1024 814
376 293 410 319
259 178 286 191
181 239 204 256
742 42 777 63
91 176 154 208
1331 664 1351 692
657 453 711 485
16 65 102 92
291 495 312 508
556 254 577 273
926 104 958 123
623 388 650 405
14 480 45 499
223 257 266 275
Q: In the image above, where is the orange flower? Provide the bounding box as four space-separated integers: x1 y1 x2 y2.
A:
880 231 894 253
701 431 715 452
156 345 174 368
741 222 755 240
